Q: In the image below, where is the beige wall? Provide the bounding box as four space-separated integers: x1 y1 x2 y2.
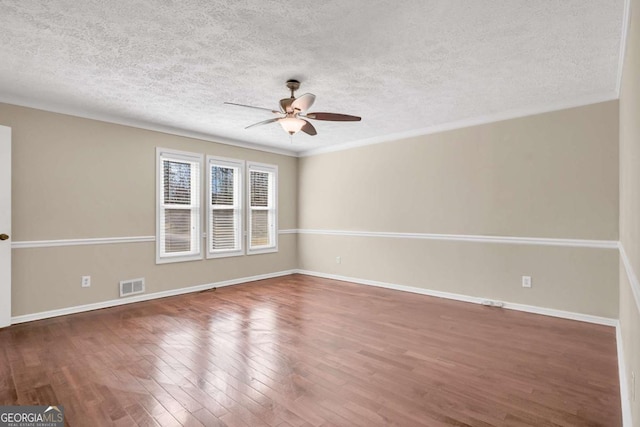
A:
300 102 619 240
619 0 640 421
299 235 619 318
2 105 297 240
299 101 620 318
0 103 298 316
12 239 296 315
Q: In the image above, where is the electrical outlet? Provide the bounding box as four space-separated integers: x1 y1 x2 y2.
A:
81 276 91 287
522 276 532 288
336 256 341 264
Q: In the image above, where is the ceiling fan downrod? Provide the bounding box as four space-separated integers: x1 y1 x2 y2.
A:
286 79 300 98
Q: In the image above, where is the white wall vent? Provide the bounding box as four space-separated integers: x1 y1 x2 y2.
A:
119 278 145 297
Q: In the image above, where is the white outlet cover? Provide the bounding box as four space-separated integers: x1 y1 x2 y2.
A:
522 276 532 288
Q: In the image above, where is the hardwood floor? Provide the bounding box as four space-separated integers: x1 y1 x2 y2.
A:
0 274 621 426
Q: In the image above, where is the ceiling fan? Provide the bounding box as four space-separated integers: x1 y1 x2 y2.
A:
224 80 361 136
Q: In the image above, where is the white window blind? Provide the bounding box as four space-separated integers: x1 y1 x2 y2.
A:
247 162 278 254
156 149 202 263
207 157 243 258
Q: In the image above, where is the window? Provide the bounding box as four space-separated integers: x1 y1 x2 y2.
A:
247 162 278 254
207 156 243 258
156 149 277 261
156 148 203 263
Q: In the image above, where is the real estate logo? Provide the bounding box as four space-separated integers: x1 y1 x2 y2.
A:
0 405 64 427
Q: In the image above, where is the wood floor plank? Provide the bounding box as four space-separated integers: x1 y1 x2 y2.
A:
0 274 621 426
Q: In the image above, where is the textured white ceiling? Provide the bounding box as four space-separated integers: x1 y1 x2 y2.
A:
0 0 625 155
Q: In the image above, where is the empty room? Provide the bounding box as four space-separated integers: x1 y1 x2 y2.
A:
0 1 639 426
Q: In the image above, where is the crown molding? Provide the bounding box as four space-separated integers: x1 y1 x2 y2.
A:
0 95 298 157
1 93 620 159
617 0 632 96
298 94 619 157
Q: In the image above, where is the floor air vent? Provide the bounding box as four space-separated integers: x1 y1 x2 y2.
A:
120 278 145 297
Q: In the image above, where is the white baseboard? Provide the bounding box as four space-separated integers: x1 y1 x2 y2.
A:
13 267 618 327
295 269 617 327
8 268 629 424
499 301 617 326
15 268 616 327
617 322 634 427
10 270 296 324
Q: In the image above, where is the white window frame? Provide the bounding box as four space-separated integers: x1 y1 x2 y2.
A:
247 161 278 255
156 148 203 264
206 156 244 259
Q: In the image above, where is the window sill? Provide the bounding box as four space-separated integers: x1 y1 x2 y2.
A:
156 253 204 264
246 246 278 256
207 250 244 259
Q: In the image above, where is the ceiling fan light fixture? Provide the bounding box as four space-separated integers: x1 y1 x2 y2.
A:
225 79 361 138
279 117 306 135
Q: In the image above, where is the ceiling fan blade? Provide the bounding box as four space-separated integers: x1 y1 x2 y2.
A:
245 118 281 129
301 120 317 136
291 93 316 112
224 102 280 114
280 98 293 113
305 112 361 121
